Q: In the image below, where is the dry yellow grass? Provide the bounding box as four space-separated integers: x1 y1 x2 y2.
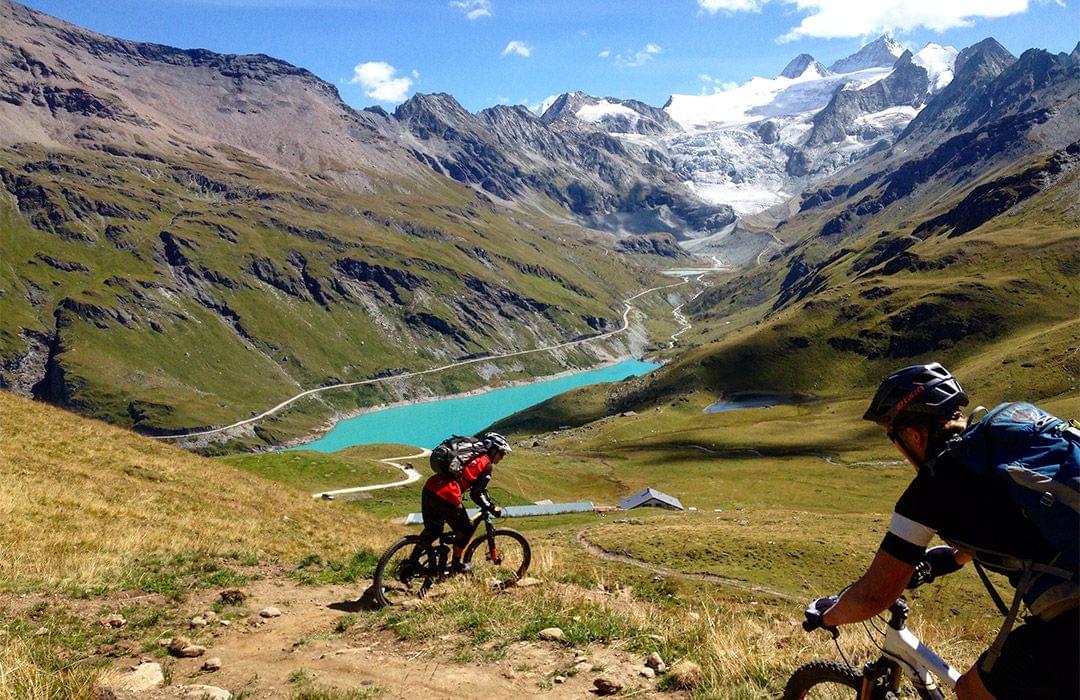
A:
379 541 986 698
0 637 98 700
0 391 392 593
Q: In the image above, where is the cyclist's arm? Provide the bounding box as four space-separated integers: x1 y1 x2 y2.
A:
469 473 495 510
822 548 914 627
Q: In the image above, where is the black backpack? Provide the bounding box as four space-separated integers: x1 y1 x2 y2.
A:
429 435 486 476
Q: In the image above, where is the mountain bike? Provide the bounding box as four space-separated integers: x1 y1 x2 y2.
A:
372 505 531 607
783 597 961 699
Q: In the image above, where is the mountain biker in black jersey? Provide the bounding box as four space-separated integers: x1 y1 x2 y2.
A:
803 363 1079 700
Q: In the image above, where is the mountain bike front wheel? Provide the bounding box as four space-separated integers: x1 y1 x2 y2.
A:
782 660 903 700
463 528 531 588
372 535 439 607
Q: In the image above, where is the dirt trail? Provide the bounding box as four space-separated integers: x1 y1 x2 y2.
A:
313 449 429 499
577 531 798 602
99 578 676 700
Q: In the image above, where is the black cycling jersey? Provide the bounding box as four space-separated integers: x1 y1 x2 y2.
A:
881 453 1056 567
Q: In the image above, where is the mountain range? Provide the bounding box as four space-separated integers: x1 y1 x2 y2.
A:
1 0 1077 440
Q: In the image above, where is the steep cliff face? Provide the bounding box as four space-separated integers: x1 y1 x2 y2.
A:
0 0 655 435
393 91 735 240
651 43 1080 403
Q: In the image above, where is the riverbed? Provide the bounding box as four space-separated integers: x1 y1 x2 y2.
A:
292 358 659 452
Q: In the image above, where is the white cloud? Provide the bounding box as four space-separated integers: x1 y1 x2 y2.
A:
450 0 491 20
698 0 768 11
611 43 662 68
699 0 1032 41
349 61 415 103
501 40 533 58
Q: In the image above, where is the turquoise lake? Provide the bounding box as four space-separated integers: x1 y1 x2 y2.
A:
292 358 658 452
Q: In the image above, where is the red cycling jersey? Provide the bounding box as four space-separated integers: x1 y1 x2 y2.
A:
423 453 492 506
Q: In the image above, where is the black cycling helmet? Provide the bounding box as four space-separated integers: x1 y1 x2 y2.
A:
480 431 512 456
863 362 968 427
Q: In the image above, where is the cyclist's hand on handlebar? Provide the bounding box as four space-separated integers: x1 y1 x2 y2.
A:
907 545 962 589
491 505 503 517
802 596 840 638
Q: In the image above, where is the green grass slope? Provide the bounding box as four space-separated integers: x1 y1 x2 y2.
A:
0 142 659 442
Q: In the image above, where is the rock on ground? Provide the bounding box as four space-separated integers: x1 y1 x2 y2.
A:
167 637 206 658
645 651 667 672
538 627 564 642
258 606 282 618
593 677 623 696
178 685 231 700
103 662 164 694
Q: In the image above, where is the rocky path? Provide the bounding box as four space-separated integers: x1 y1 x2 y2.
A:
153 279 691 442
312 448 429 500
97 578 680 700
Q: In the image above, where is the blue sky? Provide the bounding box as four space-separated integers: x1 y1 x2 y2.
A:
21 0 1080 112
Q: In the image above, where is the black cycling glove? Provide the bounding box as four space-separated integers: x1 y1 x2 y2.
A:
907 546 962 589
803 595 840 638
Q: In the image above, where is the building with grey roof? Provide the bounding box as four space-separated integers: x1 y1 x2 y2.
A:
619 487 684 511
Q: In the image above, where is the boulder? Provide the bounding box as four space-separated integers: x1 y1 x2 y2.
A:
593 678 622 696
190 617 208 629
202 657 222 672
179 685 231 700
167 637 206 658
538 627 565 642
639 666 655 679
111 662 165 693
515 577 542 588
219 589 246 605
645 652 667 673
100 614 127 629
258 607 282 618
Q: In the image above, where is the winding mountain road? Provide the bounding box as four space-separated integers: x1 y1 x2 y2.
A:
153 278 692 441
313 448 429 500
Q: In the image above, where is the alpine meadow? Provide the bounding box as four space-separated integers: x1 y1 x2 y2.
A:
0 1 1077 698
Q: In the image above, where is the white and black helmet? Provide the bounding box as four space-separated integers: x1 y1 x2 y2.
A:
480 431 512 456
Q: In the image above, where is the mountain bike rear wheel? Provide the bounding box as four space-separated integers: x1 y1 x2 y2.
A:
463 528 530 588
372 535 438 607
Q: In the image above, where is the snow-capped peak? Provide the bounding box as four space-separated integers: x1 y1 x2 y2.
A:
535 94 561 117
912 43 959 93
664 62 891 129
575 99 639 124
780 54 830 79
829 34 905 74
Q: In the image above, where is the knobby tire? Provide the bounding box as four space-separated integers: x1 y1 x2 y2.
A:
463 528 531 583
372 535 436 607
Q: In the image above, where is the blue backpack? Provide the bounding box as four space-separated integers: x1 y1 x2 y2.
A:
938 402 1078 670
944 402 1080 562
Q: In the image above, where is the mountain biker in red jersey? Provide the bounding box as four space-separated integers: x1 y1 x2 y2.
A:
419 431 511 574
802 363 1078 699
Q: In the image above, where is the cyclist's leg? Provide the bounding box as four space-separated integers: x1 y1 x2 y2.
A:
445 504 471 568
412 490 446 560
955 668 993 700
966 609 1079 699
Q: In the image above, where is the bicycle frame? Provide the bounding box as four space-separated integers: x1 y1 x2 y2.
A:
869 600 962 698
